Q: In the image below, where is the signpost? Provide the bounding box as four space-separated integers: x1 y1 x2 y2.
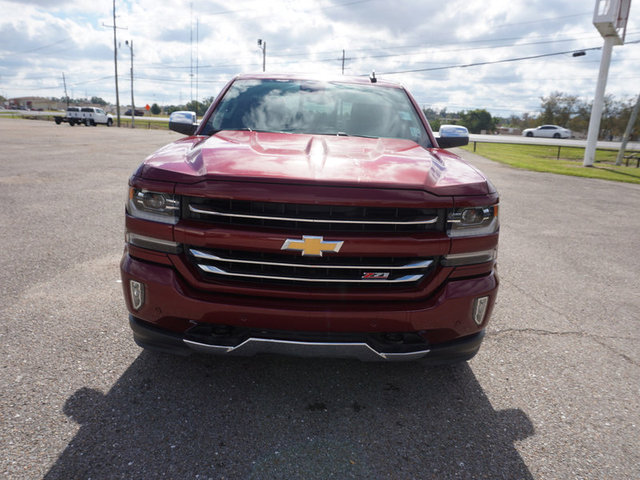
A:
583 0 632 167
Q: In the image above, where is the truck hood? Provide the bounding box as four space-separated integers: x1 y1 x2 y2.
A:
138 131 490 195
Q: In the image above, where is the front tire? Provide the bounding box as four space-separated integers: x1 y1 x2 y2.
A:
553 133 560 138
107 118 113 127
526 132 533 137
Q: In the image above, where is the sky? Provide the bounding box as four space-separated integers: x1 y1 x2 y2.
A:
0 0 638 117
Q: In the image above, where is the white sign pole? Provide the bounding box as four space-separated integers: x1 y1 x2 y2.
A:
582 35 616 167
583 0 632 167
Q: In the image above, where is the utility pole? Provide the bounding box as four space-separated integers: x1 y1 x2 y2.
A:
103 0 127 127
342 50 345 75
111 0 121 127
190 2 193 105
615 93 640 165
196 17 199 119
62 73 69 109
125 40 135 128
257 39 266 72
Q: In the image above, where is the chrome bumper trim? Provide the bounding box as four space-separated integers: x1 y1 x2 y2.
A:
183 337 430 361
188 204 438 225
195 264 424 284
189 248 433 271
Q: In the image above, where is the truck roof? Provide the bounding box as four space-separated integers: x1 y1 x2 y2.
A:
233 72 404 89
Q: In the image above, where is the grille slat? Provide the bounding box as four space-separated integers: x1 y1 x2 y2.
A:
187 247 433 288
185 197 442 233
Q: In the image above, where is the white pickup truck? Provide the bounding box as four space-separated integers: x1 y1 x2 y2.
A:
54 106 113 126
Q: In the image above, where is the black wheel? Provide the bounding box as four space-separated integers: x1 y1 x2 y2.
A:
69 120 75 126
54 118 62 125
526 132 533 137
91 119 96 126
107 118 113 127
553 133 560 138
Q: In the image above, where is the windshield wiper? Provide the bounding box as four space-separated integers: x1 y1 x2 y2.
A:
211 127 258 135
321 131 378 139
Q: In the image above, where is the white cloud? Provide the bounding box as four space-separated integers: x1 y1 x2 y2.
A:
1 0 638 116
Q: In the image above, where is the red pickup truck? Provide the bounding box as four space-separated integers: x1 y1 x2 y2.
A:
120 73 499 363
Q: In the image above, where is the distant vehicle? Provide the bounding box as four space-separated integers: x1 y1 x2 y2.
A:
54 106 113 127
522 125 571 139
125 109 145 116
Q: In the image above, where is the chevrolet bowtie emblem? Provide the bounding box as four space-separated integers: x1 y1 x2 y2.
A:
281 236 344 256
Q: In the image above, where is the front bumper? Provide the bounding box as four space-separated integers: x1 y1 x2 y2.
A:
121 252 497 362
130 315 485 363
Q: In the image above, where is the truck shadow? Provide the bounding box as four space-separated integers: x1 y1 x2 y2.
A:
46 351 534 479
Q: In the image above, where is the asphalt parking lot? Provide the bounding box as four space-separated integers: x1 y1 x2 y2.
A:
1 118 639 479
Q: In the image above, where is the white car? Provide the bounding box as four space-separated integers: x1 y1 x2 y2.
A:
522 125 571 138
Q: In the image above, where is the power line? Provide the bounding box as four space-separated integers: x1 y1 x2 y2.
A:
377 41 640 76
131 29 639 75
491 11 592 29
1 37 71 57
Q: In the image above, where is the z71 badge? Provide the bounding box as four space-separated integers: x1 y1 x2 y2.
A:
362 272 390 280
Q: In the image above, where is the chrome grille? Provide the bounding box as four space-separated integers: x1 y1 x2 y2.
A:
184 197 443 233
187 247 433 288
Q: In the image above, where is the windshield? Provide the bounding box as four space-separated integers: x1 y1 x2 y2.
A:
201 79 431 147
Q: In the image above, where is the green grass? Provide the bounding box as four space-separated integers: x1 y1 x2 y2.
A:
462 142 640 184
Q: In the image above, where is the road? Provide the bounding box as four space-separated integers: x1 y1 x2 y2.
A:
1 118 639 479
469 133 640 151
0 109 169 123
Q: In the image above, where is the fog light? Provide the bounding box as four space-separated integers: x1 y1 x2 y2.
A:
442 249 497 267
472 296 489 325
130 280 145 310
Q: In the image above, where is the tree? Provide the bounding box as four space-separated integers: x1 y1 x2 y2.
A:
421 107 462 132
185 96 216 116
90 96 107 106
619 96 640 141
429 117 442 132
150 103 161 115
459 109 496 134
567 101 590 135
540 92 581 127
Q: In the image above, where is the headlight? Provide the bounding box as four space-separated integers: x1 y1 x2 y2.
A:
127 188 180 224
447 205 499 237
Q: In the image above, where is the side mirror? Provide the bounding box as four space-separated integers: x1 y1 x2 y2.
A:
169 111 198 136
436 124 469 148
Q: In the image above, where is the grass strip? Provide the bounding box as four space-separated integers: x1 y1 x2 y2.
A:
462 142 640 184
